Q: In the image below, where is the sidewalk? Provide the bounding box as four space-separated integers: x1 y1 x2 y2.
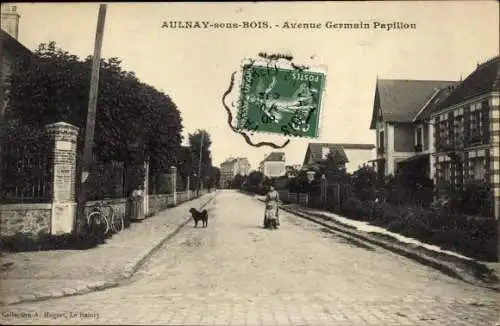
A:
0 192 217 306
253 194 500 291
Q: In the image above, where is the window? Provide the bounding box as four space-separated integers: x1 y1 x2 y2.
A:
378 131 385 151
470 103 482 142
416 126 423 145
441 162 451 181
414 126 423 152
454 114 464 147
469 158 485 181
438 119 449 148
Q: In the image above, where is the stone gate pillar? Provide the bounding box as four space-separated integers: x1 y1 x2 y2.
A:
45 122 79 235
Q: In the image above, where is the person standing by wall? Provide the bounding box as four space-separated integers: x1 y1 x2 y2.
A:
130 185 144 221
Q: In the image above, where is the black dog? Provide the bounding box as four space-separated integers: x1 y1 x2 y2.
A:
189 208 208 228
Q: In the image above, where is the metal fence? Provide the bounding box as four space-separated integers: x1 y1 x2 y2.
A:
1 139 53 204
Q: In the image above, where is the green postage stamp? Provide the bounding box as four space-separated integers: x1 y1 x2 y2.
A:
236 58 326 138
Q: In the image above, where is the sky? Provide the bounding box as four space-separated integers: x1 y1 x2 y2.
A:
6 1 499 170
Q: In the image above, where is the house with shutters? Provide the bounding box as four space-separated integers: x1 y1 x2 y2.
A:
369 78 458 181
430 56 499 219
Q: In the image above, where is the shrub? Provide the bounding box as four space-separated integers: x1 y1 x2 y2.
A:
341 197 372 221
461 180 493 217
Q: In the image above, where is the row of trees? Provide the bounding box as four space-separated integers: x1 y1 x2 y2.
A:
1 41 219 199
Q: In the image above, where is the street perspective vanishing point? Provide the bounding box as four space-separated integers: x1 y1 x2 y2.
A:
0 2 499 326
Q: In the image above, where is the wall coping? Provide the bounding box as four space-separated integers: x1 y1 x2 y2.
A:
149 192 189 197
0 203 52 211
85 198 127 206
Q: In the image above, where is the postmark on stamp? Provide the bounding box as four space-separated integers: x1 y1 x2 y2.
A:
236 57 326 139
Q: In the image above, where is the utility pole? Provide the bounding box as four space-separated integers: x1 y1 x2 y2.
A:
197 131 204 196
75 4 107 235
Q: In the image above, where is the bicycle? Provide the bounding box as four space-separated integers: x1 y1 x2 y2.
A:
86 204 124 235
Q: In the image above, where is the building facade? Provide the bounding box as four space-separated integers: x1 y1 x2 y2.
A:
220 157 251 188
369 79 457 180
259 152 286 178
430 56 499 219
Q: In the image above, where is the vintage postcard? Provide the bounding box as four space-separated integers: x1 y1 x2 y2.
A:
0 1 499 325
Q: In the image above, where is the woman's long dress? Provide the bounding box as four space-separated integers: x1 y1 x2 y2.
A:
264 191 279 226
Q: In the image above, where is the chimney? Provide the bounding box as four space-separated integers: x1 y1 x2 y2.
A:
1 4 20 39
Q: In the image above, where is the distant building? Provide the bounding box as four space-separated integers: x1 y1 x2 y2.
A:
220 157 251 188
303 143 375 173
259 152 286 178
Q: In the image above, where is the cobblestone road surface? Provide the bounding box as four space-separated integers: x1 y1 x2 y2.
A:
1 191 498 325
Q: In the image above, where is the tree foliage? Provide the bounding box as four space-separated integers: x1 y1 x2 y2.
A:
231 173 245 189
317 151 347 180
6 41 183 169
247 171 264 187
188 129 213 184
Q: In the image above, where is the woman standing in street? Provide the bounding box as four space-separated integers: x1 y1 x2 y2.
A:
263 185 280 228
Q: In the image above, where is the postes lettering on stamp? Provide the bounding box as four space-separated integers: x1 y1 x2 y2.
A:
236 63 326 138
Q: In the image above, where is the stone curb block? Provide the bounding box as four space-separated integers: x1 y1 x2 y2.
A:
255 197 499 291
0 193 217 307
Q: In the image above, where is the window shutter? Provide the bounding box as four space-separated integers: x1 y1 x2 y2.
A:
485 149 491 185
434 117 441 150
463 106 471 147
447 112 454 148
463 151 469 182
481 101 490 144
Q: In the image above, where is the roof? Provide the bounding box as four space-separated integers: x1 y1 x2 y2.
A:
262 152 285 162
414 85 458 121
303 143 349 166
436 56 500 109
369 79 457 129
0 29 31 59
334 143 375 150
221 157 249 165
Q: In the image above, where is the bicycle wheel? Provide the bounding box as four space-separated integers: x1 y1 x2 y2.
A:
87 211 109 234
110 211 124 233
100 205 114 234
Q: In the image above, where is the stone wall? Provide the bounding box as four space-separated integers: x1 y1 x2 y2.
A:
0 189 214 240
148 194 174 215
84 198 127 225
0 203 52 237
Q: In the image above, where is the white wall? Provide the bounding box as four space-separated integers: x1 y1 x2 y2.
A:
263 162 286 178
344 149 375 173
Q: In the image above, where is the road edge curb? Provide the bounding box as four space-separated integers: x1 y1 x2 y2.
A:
0 193 217 307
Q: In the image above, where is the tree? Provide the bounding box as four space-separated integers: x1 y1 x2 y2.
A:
206 167 221 189
247 171 264 187
231 173 245 189
5 42 184 194
318 151 348 180
350 164 377 201
188 129 213 190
